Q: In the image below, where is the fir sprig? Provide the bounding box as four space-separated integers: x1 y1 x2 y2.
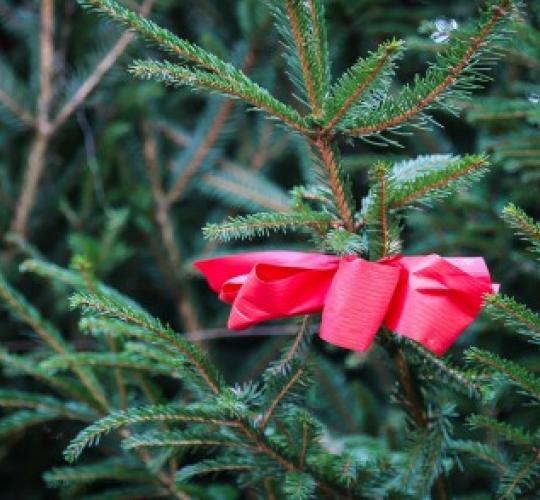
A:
341 0 516 139
485 294 540 342
69 293 224 394
502 203 540 256
323 39 404 130
388 154 490 209
64 404 238 462
203 211 335 241
78 0 247 77
129 60 310 133
465 347 540 401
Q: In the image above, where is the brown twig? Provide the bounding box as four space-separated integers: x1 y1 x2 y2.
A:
141 122 201 332
166 99 236 205
10 0 54 238
10 0 156 239
51 0 155 132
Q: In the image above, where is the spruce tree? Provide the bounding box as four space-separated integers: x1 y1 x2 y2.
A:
0 0 538 498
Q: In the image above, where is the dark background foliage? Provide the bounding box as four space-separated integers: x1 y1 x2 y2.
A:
0 0 538 498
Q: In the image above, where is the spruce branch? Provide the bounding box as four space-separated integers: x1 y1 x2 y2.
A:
451 440 508 474
465 347 540 401
177 459 258 481
389 154 489 209
282 0 322 115
129 60 310 133
0 410 65 439
0 390 95 421
64 404 240 462
277 316 311 373
9 0 156 238
166 101 236 206
485 294 540 342
502 203 540 255
78 0 248 79
0 272 70 355
382 331 450 500
322 229 367 256
0 273 109 412
40 352 185 379
52 0 156 131
467 415 537 449
497 453 540 500
44 460 152 486
0 347 96 406
202 211 335 241
398 337 484 398
259 365 306 430
377 162 390 256
122 430 250 451
69 293 223 394
166 48 257 207
201 167 290 213
342 0 515 138
284 471 317 499
323 39 404 131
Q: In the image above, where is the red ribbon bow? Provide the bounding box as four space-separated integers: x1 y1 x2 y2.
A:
195 252 497 356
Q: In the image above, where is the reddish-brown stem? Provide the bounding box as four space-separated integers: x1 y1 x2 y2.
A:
391 157 487 208
166 99 236 205
378 165 389 256
141 122 201 332
323 46 395 132
284 0 320 115
314 136 355 231
346 5 508 137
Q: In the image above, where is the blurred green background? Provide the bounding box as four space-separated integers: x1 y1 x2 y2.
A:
0 0 538 497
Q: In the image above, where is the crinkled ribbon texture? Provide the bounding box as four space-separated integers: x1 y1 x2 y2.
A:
195 251 498 356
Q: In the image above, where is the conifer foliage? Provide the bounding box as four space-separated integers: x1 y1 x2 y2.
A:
461 205 540 499
0 0 536 498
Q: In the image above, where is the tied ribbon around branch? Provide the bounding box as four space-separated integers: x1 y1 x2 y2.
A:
195 252 498 356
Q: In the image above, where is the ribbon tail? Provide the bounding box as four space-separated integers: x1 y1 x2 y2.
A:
320 258 401 351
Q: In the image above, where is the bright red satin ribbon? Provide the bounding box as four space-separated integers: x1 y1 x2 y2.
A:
195 252 498 356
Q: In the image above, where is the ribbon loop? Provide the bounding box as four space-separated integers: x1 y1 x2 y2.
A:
195 251 496 356
384 255 495 355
